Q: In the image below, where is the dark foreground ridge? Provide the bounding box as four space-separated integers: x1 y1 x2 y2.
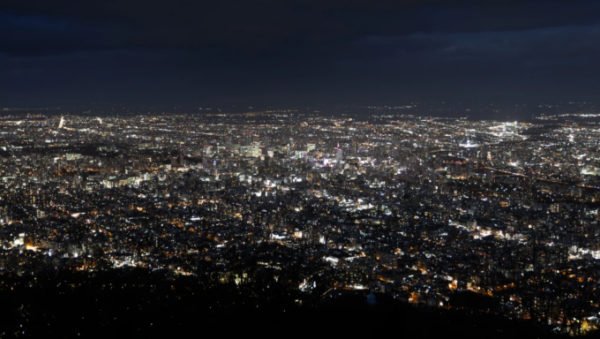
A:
0 268 579 339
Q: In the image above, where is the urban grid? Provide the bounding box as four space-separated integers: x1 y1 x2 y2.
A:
1 106 600 336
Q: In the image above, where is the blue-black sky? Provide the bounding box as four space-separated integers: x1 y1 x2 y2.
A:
1 0 600 107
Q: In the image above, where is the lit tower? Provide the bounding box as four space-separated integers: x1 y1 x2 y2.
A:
336 143 343 167
288 137 294 156
202 148 208 169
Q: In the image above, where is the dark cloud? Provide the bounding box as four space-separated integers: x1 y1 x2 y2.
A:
2 0 599 53
1 0 600 106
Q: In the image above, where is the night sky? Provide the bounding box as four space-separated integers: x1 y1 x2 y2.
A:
1 0 599 107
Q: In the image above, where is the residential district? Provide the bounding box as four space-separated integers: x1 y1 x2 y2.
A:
1 110 600 334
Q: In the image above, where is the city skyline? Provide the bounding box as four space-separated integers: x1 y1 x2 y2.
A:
3 1 600 337
0 111 599 336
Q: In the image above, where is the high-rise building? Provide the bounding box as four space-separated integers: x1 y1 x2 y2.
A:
336 143 343 166
250 143 262 158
